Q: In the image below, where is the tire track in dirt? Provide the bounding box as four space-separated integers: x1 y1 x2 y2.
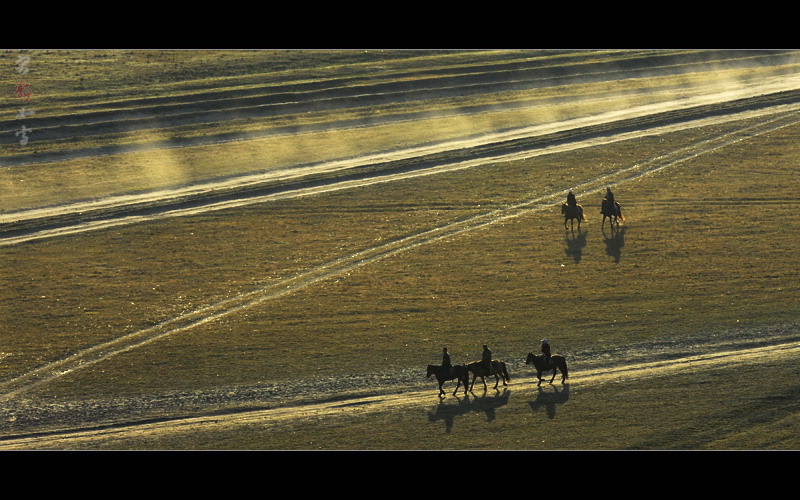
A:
2 335 799 449
1 107 799 403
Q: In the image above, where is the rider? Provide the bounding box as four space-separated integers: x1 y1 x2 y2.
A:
566 188 577 208
541 339 552 369
605 187 618 216
482 344 494 375
442 347 452 377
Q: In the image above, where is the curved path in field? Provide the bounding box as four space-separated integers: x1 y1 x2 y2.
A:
1 325 798 449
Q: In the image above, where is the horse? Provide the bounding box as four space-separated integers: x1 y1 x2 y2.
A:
601 198 624 229
465 360 511 391
561 203 586 230
525 352 569 386
427 364 470 397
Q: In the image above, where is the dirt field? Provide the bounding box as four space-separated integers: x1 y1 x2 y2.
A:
1 49 799 450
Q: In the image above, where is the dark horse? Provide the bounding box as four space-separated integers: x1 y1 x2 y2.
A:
427 364 470 397
465 360 511 391
561 203 586 230
526 352 569 386
601 198 625 229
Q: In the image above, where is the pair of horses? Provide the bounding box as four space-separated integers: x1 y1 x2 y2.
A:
426 360 510 397
427 353 568 396
562 197 624 230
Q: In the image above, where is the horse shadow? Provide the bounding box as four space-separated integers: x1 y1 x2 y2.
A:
528 384 570 420
602 226 626 263
427 389 511 433
564 228 588 263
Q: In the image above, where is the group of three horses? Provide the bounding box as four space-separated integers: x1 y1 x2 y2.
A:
427 352 569 397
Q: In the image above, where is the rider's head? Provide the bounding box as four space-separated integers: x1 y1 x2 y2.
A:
541 339 549 344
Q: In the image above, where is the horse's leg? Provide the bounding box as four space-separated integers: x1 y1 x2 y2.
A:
536 371 543 386
549 368 557 384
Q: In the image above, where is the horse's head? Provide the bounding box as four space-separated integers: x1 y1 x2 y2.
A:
525 352 535 364
426 365 435 378
561 203 567 214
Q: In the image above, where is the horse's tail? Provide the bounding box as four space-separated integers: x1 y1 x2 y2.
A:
561 358 569 379
502 362 510 382
616 202 625 221
578 204 586 220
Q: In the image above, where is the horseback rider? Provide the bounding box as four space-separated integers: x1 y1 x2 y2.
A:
541 339 552 369
482 344 494 375
567 188 577 208
605 187 615 206
442 347 452 378
605 187 618 216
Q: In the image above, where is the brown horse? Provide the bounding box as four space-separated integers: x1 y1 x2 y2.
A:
427 364 470 397
561 203 586 230
465 360 511 391
526 352 569 386
601 198 624 229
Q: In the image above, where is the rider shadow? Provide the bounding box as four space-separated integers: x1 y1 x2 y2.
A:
564 228 588 263
427 389 511 433
528 384 570 420
602 226 626 263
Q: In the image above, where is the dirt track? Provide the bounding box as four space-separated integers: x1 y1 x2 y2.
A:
1 322 798 449
2 49 795 157
4 84 800 245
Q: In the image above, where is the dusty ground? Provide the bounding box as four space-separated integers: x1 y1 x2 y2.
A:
2 50 800 450
1 323 798 449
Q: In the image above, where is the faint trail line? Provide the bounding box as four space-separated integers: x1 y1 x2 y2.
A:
577 339 800 385
2 337 800 449
1 109 799 401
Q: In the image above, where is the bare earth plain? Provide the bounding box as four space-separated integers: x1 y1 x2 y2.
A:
1 49 800 450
